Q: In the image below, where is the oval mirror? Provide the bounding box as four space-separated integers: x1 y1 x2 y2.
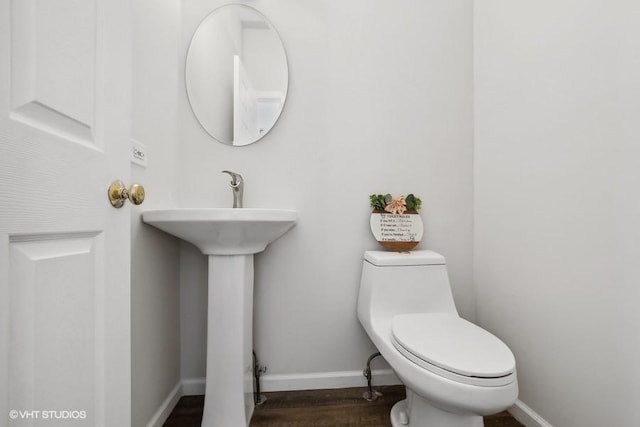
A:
185 5 289 146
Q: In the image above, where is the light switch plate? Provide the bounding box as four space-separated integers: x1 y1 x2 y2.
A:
131 139 147 168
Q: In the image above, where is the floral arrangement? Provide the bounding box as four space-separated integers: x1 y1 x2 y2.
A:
369 193 422 215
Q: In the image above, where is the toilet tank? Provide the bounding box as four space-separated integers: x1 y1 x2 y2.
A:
357 250 458 327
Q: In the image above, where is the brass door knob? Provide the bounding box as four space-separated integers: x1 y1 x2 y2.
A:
108 180 146 208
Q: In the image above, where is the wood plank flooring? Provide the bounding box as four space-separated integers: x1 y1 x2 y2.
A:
163 385 523 427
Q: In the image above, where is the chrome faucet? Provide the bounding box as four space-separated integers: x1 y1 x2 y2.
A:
221 170 244 208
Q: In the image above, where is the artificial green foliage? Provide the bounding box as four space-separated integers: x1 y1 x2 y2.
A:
405 194 422 211
369 194 388 211
370 193 422 212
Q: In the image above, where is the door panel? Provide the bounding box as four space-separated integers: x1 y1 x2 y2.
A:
10 0 96 145
0 0 131 425
233 55 259 145
9 233 102 424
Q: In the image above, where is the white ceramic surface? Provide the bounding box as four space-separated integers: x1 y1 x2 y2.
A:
142 208 297 255
142 208 297 426
358 250 518 426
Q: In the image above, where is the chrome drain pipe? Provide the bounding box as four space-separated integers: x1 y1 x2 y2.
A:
362 352 383 401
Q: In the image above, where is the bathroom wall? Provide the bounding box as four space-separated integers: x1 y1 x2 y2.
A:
185 9 239 143
131 0 182 425
474 1 640 426
179 0 474 389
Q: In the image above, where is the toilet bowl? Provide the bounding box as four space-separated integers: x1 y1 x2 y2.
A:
357 250 518 427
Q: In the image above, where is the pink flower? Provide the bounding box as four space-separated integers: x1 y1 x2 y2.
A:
384 197 407 215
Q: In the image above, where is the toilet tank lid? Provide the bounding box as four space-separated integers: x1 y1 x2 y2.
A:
364 250 446 266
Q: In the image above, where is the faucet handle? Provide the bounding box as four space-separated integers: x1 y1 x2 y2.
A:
221 170 244 208
221 170 243 186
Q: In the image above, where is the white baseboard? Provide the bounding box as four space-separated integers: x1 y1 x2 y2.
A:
509 399 553 427
156 376 551 427
180 369 400 396
145 381 182 427
261 369 400 392
182 377 206 396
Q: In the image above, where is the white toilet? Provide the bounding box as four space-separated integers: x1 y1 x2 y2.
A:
357 250 518 427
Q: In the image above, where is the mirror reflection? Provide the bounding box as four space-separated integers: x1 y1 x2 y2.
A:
185 5 289 146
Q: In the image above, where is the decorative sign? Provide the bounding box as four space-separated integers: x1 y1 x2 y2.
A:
370 212 423 251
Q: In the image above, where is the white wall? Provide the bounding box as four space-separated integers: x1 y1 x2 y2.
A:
474 1 640 426
243 26 287 92
131 0 182 425
179 0 474 388
128 1 640 423
185 10 239 142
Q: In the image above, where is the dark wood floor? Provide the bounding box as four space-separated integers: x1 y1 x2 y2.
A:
163 385 523 427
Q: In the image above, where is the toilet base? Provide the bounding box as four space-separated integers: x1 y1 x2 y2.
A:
390 390 483 427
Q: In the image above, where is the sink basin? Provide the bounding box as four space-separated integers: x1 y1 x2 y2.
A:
141 208 297 255
142 207 297 426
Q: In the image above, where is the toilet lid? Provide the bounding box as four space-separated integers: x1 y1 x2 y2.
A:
391 313 515 386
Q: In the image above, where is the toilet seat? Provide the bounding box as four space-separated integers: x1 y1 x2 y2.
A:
391 313 516 387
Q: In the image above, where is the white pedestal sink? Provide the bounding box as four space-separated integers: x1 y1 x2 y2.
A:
141 208 297 427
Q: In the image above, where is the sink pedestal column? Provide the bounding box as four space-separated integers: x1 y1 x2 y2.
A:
202 254 255 427
141 208 297 426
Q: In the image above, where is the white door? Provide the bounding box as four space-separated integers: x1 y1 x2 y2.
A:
233 55 259 145
0 0 132 426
